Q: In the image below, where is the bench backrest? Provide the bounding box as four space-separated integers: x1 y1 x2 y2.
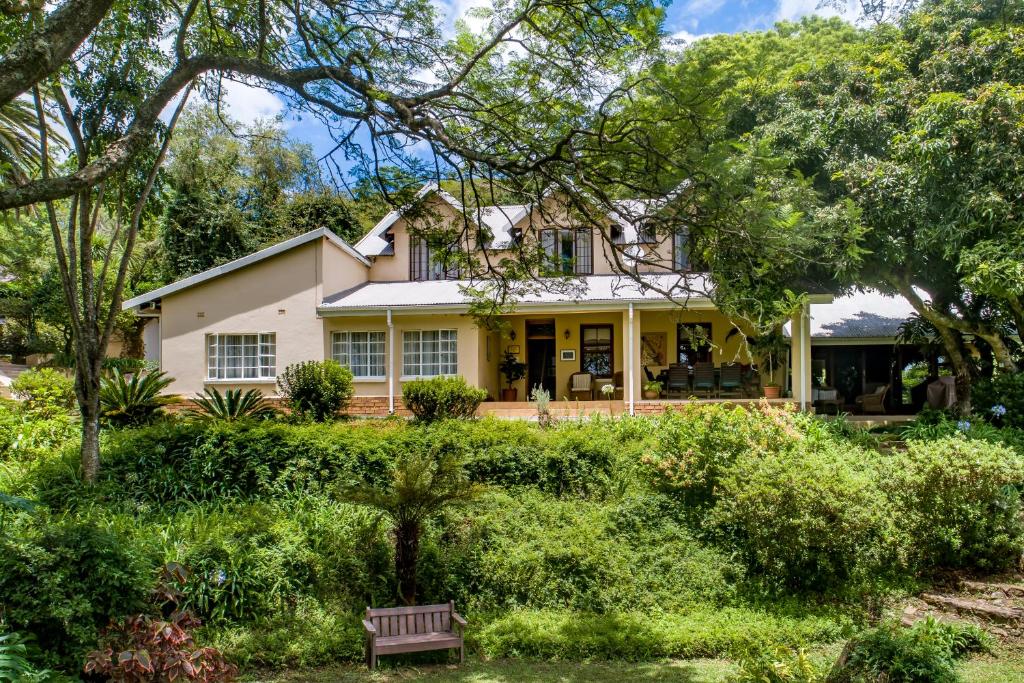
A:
367 602 454 636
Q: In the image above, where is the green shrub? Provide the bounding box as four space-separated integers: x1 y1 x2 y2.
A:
973 371 1024 428
0 401 78 462
643 404 808 509
711 440 895 593
99 369 178 427
0 515 151 668
472 607 848 661
732 647 828 682
430 490 740 614
835 617 988 683
881 436 1024 572
10 369 75 417
186 387 277 421
277 360 353 421
401 376 487 421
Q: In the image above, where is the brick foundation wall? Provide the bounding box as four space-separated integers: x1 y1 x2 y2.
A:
342 396 412 418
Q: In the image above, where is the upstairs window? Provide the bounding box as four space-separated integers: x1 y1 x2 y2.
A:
637 221 657 244
541 228 593 275
410 236 461 281
332 331 386 379
673 228 702 271
206 333 276 380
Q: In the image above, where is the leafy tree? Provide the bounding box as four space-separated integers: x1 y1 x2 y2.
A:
341 446 482 604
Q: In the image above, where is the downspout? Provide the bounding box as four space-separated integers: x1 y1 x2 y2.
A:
387 308 395 415
628 303 635 417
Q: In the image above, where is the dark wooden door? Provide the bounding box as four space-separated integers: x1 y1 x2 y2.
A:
527 338 556 397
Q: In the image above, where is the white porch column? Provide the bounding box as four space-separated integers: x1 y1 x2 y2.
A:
789 303 812 410
387 308 395 415
628 303 635 416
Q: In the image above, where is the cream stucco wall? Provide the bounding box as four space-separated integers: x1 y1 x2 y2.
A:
159 238 366 397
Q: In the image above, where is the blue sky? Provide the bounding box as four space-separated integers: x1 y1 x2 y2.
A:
217 0 856 167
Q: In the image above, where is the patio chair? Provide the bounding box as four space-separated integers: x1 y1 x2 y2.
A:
719 363 743 398
613 371 624 400
692 362 716 398
855 384 889 415
569 372 594 401
665 365 689 398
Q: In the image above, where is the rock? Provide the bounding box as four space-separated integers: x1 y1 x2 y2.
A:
921 592 1024 623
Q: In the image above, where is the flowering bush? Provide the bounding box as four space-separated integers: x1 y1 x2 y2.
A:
973 372 1024 429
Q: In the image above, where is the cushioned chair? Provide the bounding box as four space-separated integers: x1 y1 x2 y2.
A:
855 384 889 414
692 362 716 398
613 371 625 400
569 372 594 401
665 365 689 398
719 363 743 398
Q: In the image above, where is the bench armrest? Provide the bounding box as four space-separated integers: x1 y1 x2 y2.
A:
452 612 468 630
362 619 377 637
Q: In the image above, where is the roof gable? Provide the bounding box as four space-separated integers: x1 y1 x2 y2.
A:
122 228 369 310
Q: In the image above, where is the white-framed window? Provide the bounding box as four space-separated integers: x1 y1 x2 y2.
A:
331 331 386 379
206 333 276 380
402 329 457 377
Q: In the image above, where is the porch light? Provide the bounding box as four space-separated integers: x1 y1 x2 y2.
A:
564 329 571 340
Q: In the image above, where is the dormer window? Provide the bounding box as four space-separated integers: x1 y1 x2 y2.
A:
637 221 657 244
673 228 703 271
540 228 593 275
410 236 461 281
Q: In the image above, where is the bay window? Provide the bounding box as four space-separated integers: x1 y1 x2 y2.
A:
206 333 276 380
402 329 458 377
332 331 386 378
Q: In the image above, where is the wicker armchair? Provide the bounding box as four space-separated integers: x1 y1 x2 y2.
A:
569 372 594 401
855 384 889 414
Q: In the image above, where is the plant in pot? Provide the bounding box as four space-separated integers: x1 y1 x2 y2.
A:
643 379 663 399
499 351 527 401
749 330 787 399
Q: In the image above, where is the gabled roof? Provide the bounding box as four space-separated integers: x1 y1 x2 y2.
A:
355 182 474 257
122 228 369 310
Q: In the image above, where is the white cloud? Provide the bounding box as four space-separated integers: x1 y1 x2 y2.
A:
775 0 859 22
219 79 285 125
432 0 490 35
665 29 716 50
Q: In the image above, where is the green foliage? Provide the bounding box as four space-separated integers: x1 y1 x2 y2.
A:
473 608 847 661
835 617 989 683
880 436 1024 572
401 376 487 421
276 360 353 422
0 400 78 461
732 647 827 683
0 515 150 668
187 387 277 422
973 372 1024 429
0 631 34 682
711 440 893 594
99 369 178 427
10 369 75 417
643 404 810 509
499 351 527 387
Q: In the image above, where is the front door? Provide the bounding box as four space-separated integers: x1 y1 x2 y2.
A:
526 320 557 397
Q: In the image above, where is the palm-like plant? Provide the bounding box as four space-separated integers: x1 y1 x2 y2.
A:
99 369 178 428
340 448 482 604
0 97 67 187
187 387 277 421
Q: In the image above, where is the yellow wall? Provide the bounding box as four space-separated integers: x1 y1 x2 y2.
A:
324 313 484 398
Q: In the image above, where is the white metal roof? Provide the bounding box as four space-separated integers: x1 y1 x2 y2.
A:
320 273 717 314
810 290 918 339
122 228 369 310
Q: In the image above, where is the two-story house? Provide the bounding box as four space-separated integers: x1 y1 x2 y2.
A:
123 182 918 415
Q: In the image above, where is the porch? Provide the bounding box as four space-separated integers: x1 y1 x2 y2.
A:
477 397 801 419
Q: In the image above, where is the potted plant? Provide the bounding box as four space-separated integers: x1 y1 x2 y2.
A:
499 351 527 401
749 330 786 399
643 379 662 400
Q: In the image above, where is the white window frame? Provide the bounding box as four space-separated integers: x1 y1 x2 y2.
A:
401 329 458 379
331 330 387 380
206 333 276 381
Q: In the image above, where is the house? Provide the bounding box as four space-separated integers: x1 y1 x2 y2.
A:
123 183 915 416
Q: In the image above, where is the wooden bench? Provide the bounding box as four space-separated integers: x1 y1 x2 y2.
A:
362 601 467 670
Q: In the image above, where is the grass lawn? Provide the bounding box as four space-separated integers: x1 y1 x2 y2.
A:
244 649 1024 682
243 658 738 682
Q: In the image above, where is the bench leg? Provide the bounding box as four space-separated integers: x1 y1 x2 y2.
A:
460 642 465 664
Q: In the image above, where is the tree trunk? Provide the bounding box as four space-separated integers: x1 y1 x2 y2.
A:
75 329 104 484
394 519 420 605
